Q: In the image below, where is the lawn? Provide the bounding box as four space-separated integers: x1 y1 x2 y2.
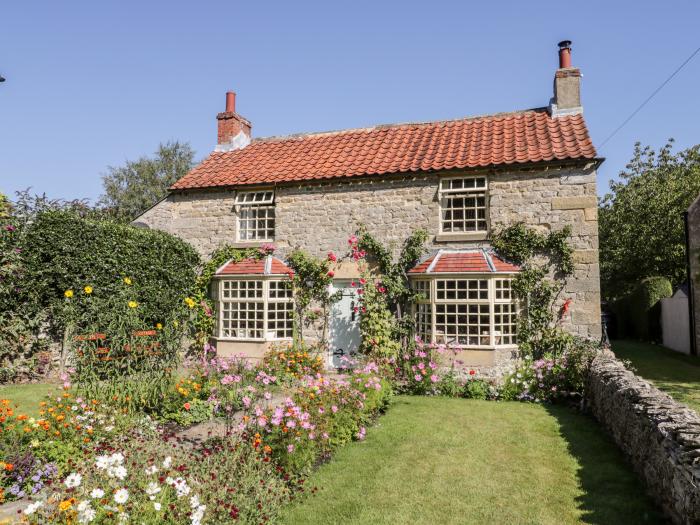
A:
282 396 662 525
0 383 59 417
612 339 700 412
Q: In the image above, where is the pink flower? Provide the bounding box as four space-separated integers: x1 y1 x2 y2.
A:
359 278 366 285
356 427 366 440
348 235 358 245
331 405 338 413
414 374 422 381
350 281 357 287
430 374 439 383
264 391 272 400
287 444 295 453
242 396 251 408
327 270 335 278
327 251 337 262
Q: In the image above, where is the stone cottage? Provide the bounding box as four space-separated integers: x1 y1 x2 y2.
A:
136 41 603 375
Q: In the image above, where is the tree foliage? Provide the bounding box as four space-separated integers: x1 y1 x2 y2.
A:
99 141 194 220
599 140 700 299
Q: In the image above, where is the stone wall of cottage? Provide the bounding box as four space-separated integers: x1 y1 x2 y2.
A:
587 350 700 524
138 166 601 339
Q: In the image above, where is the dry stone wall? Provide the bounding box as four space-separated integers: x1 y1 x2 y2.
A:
138 165 601 339
587 351 700 524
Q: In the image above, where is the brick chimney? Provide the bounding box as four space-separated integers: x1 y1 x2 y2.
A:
215 91 252 152
550 41 583 117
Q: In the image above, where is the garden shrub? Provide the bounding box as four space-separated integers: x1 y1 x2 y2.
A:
613 276 672 341
500 337 599 402
64 278 192 412
21 210 200 334
261 342 325 382
462 378 491 400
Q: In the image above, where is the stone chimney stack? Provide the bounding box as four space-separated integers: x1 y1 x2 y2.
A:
550 41 583 117
216 91 252 152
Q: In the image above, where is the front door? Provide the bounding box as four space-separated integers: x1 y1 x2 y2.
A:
328 280 361 368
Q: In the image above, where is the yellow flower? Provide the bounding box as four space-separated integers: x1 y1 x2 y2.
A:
64 290 74 298
123 277 132 285
173 320 179 328
84 286 93 295
58 499 74 511
184 297 196 308
156 323 163 330
128 301 138 308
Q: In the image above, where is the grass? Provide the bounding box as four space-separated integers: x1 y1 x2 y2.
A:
0 383 59 417
611 339 700 412
282 396 663 525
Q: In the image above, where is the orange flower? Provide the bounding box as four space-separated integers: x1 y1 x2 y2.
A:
183 402 191 410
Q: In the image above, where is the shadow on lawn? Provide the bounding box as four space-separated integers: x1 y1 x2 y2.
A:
544 405 668 525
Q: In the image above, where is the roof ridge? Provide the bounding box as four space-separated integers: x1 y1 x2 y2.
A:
249 107 551 145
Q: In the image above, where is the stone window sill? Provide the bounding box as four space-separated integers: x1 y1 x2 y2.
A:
231 241 272 248
434 232 488 242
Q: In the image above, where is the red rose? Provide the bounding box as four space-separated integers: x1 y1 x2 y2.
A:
327 251 337 262
327 270 335 278
469 370 476 376
183 402 191 410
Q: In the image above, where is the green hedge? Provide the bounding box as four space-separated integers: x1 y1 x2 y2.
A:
612 276 673 341
20 211 200 332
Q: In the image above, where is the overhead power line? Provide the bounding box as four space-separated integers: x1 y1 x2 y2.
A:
597 44 700 149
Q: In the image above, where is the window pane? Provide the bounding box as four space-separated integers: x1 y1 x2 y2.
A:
434 303 490 346
440 177 487 233
494 303 518 344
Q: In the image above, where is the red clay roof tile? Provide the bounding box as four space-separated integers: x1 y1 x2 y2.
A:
171 109 596 190
408 250 519 275
215 256 293 276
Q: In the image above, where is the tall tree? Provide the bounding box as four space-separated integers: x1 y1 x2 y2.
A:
99 141 194 219
599 140 700 300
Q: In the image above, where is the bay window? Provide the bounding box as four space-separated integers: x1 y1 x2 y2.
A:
218 278 292 340
412 276 517 347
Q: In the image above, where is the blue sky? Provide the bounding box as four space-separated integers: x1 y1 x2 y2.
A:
1 0 699 202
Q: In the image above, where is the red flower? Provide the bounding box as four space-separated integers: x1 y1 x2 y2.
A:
327 270 335 278
327 251 337 262
469 370 476 376
183 402 191 410
350 281 357 287
359 278 366 285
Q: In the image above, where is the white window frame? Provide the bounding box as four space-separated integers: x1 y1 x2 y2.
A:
216 277 293 341
438 176 489 235
235 190 275 242
411 275 518 349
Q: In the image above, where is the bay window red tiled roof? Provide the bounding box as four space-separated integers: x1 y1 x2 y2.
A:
408 250 519 275
215 256 293 276
171 109 597 190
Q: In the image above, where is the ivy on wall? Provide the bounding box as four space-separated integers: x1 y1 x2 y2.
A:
492 223 575 358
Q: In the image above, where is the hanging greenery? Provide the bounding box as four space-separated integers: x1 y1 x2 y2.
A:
355 226 428 342
286 250 341 345
491 223 575 359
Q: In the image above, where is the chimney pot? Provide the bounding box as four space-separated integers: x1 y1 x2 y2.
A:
558 40 572 69
225 91 236 113
216 91 251 150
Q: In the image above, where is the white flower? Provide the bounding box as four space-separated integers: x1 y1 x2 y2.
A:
191 505 206 525
153 502 162 511
77 501 96 524
117 512 129 524
64 472 82 488
114 488 129 504
190 495 200 509
90 488 105 499
169 477 190 498
145 465 158 475
24 501 44 515
110 465 127 480
104 425 114 432
145 482 161 496
162 456 172 468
